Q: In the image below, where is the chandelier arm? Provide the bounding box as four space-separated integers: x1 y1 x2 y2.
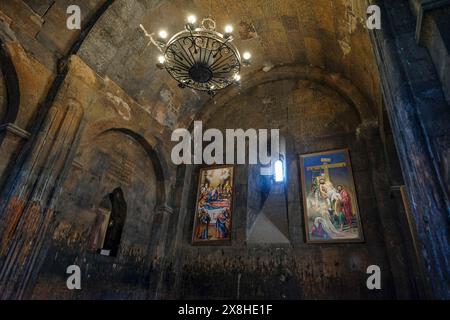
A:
214 54 238 72
208 51 225 69
212 68 239 80
178 42 197 66
186 37 202 64
210 77 223 85
195 43 204 64
190 45 200 65
169 64 188 73
168 58 191 73
201 46 209 65
171 67 189 75
203 39 215 66
213 58 239 71
187 28 197 46
173 72 190 79
214 37 232 56
167 55 191 71
211 57 236 70
167 48 193 70
173 73 189 80
199 46 205 66
213 70 236 75
209 78 225 88
200 38 210 65
210 55 233 71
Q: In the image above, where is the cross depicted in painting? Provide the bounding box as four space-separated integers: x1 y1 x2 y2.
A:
306 157 347 181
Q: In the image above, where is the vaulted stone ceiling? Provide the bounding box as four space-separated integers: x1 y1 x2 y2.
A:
18 0 381 129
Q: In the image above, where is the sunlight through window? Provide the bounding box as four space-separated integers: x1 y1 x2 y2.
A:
274 159 284 182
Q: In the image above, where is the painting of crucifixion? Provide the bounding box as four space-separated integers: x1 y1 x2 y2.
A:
300 149 364 243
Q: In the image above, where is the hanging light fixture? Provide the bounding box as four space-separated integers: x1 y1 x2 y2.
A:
141 15 251 95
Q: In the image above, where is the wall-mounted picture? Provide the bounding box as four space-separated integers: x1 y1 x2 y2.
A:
300 149 364 243
192 165 234 245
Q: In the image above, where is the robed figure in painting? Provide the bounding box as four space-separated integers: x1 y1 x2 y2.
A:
337 185 353 230
197 207 211 240
215 208 230 239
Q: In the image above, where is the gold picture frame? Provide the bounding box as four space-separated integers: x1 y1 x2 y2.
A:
300 148 364 243
192 164 235 245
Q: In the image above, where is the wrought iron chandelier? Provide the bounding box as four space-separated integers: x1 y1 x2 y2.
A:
141 15 251 95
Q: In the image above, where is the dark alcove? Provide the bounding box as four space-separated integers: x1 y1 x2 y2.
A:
102 187 127 256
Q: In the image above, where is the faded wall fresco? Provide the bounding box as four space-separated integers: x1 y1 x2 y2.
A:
32 131 158 299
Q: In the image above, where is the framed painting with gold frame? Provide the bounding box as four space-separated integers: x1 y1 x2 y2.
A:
300 148 364 243
192 165 235 245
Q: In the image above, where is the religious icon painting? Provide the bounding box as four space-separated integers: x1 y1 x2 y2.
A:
192 165 234 245
299 149 364 243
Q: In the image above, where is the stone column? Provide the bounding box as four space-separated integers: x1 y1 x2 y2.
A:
0 88 84 300
414 0 450 103
359 121 426 299
0 124 30 187
370 0 450 298
152 204 174 258
148 203 173 299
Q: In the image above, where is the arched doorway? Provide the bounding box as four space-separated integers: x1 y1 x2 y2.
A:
90 187 128 257
102 187 127 256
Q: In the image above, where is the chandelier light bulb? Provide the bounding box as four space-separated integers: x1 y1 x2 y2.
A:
158 30 168 39
158 55 166 64
225 25 233 33
234 74 241 81
187 15 197 24
243 52 251 60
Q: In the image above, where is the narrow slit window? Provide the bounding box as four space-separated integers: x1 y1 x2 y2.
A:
274 159 284 182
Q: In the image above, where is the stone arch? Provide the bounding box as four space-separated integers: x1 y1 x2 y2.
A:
102 127 167 207
0 40 20 124
78 122 168 208
195 74 368 247
192 64 376 127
